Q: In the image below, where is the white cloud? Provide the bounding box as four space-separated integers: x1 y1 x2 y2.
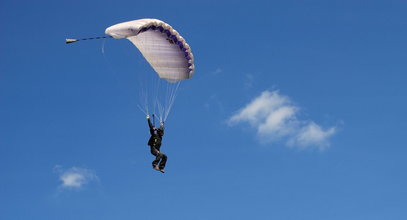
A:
228 90 336 150
55 166 98 189
288 122 336 150
229 91 289 126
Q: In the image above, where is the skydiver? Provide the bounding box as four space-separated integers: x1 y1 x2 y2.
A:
146 115 167 173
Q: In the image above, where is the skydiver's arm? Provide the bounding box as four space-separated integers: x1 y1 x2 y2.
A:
147 116 154 135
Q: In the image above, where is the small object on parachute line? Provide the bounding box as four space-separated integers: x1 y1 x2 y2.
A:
65 39 78 44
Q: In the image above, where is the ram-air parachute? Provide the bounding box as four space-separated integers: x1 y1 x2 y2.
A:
104 19 194 122
67 19 194 122
106 19 194 82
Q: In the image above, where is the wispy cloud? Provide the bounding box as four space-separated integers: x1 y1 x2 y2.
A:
54 166 98 189
211 68 222 75
228 90 336 150
244 74 254 89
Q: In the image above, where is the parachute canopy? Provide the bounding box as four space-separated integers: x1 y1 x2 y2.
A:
105 19 195 83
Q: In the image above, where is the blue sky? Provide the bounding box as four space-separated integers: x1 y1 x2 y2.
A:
1 0 407 219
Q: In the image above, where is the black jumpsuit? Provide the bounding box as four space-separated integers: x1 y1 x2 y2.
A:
147 118 167 170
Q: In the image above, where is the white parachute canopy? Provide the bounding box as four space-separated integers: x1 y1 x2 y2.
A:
105 19 195 122
105 18 194 82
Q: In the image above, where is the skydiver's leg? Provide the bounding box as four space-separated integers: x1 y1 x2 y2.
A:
158 153 167 170
150 146 161 168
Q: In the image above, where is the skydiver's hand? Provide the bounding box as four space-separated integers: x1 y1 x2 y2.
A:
146 115 150 119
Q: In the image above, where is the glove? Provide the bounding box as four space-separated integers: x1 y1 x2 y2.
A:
146 115 150 119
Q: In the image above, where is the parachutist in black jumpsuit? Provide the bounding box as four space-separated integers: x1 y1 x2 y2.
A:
147 116 167 173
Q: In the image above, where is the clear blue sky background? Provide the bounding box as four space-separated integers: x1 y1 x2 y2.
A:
1 0 406 219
